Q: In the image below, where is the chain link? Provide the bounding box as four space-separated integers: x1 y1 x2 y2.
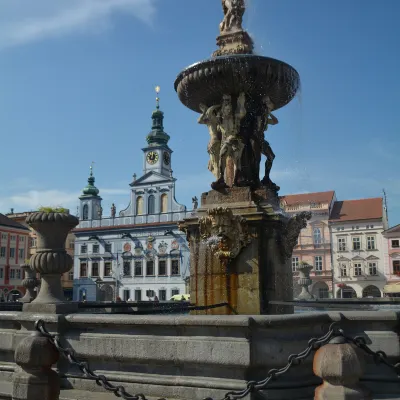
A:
35 319 400 400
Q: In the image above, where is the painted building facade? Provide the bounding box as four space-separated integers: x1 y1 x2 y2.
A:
6 210 76 300
382 224 400 296
329 198 388 298
0 214 30 301
73 98 190 302
280 191 336 299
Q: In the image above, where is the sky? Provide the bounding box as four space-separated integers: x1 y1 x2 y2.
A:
0 0 399 225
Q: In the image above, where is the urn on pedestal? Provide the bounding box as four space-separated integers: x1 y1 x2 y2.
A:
19 262 38 303
296 262 315 300
26 211 78 304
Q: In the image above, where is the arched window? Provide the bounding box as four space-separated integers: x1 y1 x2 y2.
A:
136 196 144 215
161 194 168 213
82 204 89 220
148 195 155 214
313 227 322 246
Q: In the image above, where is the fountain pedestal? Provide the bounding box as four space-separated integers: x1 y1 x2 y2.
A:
180 187 305 315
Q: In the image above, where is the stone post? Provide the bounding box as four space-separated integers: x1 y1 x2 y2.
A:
12 331 60 400
23 211 79 313
19 263 38 303
296 262 315 300
313 336 371 399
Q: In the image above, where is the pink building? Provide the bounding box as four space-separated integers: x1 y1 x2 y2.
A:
280 191 336 298
382 224 400 297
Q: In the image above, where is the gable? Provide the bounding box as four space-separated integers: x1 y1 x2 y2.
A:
337 256 350 262
131 171 174 186
351 255 365 261
366 255 379 260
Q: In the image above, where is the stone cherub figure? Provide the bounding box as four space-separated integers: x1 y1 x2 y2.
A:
192 196 199 210
217 92 246 188
220 0 245 34
98 206 103 219
254 96 279 189
198 104 222 179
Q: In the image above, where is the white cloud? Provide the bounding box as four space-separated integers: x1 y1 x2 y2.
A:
0 0 157 49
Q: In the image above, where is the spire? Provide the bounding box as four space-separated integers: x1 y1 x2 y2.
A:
146 85 170 146
82 162 100 196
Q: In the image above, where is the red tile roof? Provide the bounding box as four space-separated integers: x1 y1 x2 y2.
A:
0 213 29 231
329 198 383 222
280 191 335 206
383 223 400 234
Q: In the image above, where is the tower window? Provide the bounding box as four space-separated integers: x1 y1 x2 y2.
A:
161 194 168 213
148 195 155 214
136 196 144 215
82 204 89 220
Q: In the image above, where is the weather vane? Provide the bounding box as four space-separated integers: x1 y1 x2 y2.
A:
155 85 160 109
90 161 95 175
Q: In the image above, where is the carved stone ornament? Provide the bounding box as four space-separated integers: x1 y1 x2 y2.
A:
199 207 251 261
281 211 312 260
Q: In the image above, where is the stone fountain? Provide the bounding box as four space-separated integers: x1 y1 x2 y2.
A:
176 1 311 314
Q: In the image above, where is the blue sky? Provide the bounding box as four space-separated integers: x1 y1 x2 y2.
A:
0 0 399 225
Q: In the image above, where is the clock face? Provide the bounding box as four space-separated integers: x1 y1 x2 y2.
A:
163 152 170 165
146 151 159 165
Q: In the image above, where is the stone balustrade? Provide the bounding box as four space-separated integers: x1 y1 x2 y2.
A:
0 311 397 399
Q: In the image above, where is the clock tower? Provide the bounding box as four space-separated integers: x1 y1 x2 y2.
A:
142 86 173 177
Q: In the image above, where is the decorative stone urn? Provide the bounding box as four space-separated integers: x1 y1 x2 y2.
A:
19 262 38 303
26 212 79 303
296 262 315 300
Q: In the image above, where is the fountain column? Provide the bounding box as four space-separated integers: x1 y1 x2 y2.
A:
176 1 310 314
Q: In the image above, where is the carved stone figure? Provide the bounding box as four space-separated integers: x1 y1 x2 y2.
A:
192 196 199 210
199 207 251 262
198 104 222 178
220 0 245 34
111 203 116 218
281 211 312 260
98 206 103 219
213 93 246 189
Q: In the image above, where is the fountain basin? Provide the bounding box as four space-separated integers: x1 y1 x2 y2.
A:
174 54 300 112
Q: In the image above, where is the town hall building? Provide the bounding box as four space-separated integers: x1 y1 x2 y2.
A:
72 93 191 302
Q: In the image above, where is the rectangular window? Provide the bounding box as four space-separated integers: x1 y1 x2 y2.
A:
146 289 155 298
146 260 154 276
0 268 3 279
314 256 323 271
159 289 166 301
318 288 329 299
338 237 346 251
16 269 21 280
1 233 7 240
68 271 74 280
69 241 74 249
367 236 375 250
171 289 180 297
30 237 37 247
81 245 87 254
340 264 347 277
91 262 99 277
291 256 299 272
10 235 16 241
105 243 112 252
352 237 361 251
123 261 131 277
0 247 5 258
9 248 15 258
134 261 142 276
10 269 15 279
368 262 377 276
354 263 362 276
92 244 99 253
392 240 400 248
104 262 112 277
171 259 180 275
393 260 400 274
134 289 142 301
158 260 167 275
123 289 130 301
19 237 25 243
80 262 87 277
18 249 24 259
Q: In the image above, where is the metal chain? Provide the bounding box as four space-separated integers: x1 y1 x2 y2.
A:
35 319 400 400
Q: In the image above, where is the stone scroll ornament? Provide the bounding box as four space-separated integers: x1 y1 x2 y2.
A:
281 211 312 261
199 207 251 262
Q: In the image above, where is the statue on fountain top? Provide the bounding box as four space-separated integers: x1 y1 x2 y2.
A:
220 0 245 34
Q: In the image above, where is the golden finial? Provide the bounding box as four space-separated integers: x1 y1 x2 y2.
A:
155 85 160 109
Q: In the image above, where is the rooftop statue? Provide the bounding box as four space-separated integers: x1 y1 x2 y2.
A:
220 0 246 34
